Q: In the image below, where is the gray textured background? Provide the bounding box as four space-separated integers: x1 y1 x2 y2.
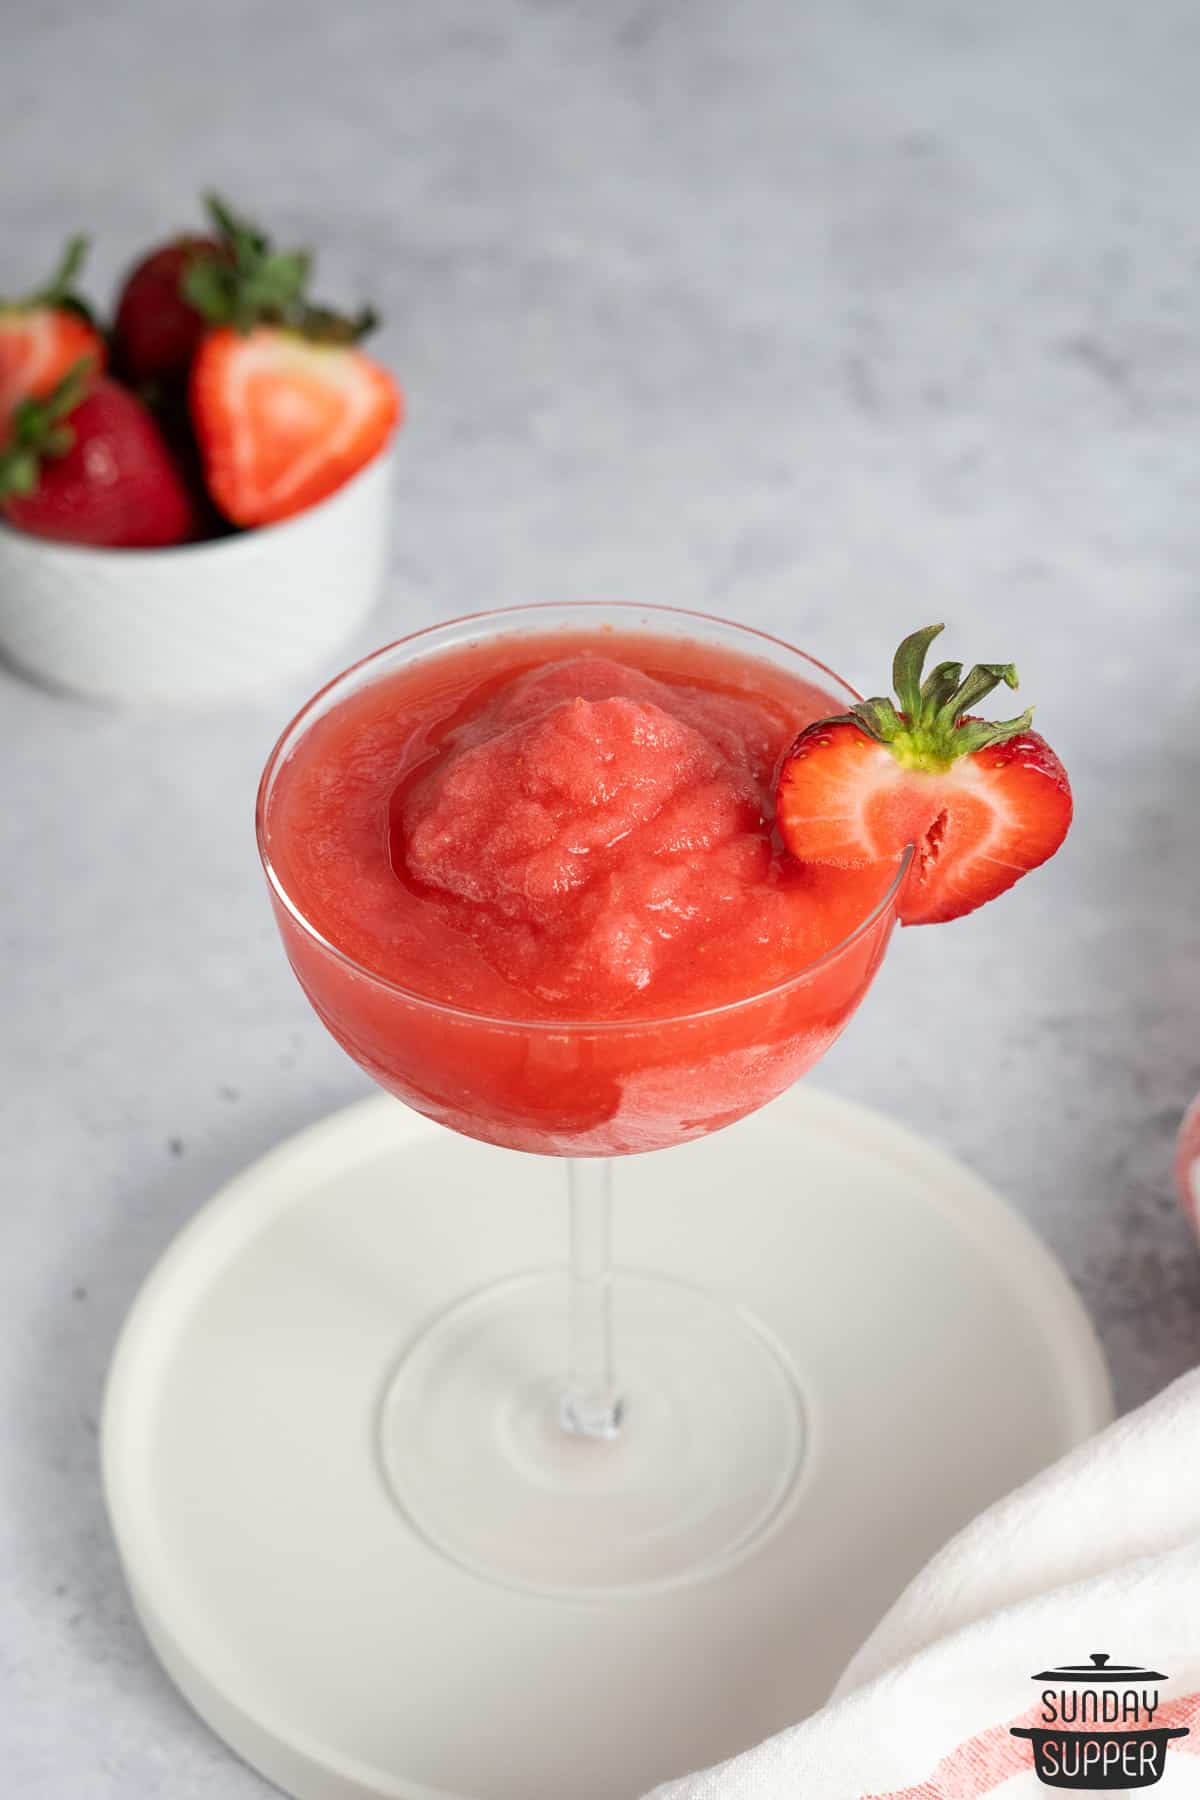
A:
4 1 1200 1793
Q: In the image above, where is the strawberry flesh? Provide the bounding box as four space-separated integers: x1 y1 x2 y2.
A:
0 238 105 442
775 625 1072 925
0 312 104 443
189 325 401 526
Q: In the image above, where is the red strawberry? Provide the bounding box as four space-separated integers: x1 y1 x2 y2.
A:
112 193 311 392
156 192 403 526
0 238 106 442
189 324 401 526
775 624 1072 925
112 234 226 386
0 364 199 548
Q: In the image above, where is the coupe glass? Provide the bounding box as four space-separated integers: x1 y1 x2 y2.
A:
256 602 908 1595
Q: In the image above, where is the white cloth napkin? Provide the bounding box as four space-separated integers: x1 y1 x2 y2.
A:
645 1370 1200 1798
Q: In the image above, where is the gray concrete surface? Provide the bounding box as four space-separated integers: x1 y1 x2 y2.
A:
4 0 1200 1792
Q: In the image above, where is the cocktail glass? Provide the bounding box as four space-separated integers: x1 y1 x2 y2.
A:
256 602 909 1596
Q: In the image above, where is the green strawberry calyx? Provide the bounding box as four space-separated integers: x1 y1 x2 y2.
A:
842 624 1034 773
182 193 377 344
1 236 96 324
0 358 92 500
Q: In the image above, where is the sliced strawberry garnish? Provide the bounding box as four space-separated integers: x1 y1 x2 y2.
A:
189 324 400 526
0 364 199 549
775 624 1072 925
0 238 105 441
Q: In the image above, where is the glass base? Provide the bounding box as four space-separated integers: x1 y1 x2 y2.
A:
378 1270 805 1596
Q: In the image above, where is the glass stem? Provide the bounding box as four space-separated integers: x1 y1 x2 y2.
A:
560 1158 623 1440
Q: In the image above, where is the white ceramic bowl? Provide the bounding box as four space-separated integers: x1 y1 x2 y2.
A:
0 446 392 707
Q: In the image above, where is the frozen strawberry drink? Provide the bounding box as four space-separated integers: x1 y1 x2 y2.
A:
260 613 901 1154
256 606 1072 1593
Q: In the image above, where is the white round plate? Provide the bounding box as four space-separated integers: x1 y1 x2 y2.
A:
102 1088 1111 1800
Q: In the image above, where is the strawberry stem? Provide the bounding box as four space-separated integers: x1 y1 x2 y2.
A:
205 192 253 247
2 236 96 324
39 236 89 304
182 194 313 334
845 624 1034 771
181 192 379 345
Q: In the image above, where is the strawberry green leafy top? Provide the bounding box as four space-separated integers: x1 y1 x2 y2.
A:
840 623 1035 773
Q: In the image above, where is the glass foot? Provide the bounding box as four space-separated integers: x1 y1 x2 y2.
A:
378 1270 805 1596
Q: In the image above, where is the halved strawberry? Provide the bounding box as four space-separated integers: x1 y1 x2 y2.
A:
0 238 105 442
775 624 1072 925
168 193 402 526
0 363 199 548
189 324 401 526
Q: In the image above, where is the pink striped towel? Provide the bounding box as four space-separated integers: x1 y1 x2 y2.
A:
645 1369 1200 1798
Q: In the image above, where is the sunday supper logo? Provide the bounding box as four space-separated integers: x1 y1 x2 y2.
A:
1010 1652 1189 1789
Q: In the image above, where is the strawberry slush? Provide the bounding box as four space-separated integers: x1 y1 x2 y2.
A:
262 628 901 1153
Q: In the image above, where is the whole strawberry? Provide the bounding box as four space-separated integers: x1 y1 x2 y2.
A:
0 362 199 549
0 238 106 442
775 624 1072 924
112 233 226 388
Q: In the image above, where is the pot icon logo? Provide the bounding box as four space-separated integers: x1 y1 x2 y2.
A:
1010 1652 1189 1788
